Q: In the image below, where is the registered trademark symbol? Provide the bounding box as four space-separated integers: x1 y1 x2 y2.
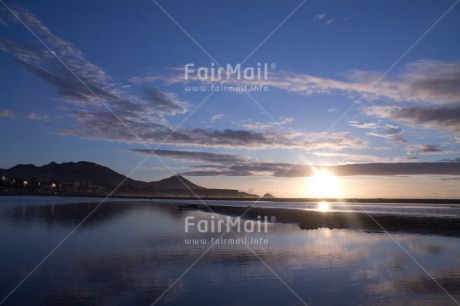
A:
270 216 276 222
270 63 276 69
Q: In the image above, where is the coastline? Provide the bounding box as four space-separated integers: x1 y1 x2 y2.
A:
181 204 460 238
1 193 460 204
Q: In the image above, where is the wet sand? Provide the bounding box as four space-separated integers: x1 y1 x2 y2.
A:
181 204 460 237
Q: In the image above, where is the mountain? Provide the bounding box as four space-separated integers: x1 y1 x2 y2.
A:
0 161 259 198
4 161 135 187
148 175 205 190
263 193 275 198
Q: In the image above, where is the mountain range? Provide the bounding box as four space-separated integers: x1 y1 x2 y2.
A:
0 161 259 198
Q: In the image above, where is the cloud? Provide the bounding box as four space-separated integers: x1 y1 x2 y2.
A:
0 8 187 130
0 9 172 120
440 177 460 181
312 152 408 163
407 144 441 155
24 113 49 120
131 48 460 137
442 157 460 162
131 149 249 164
349 120 406 142
128 148 460 178
367 124 403 138
57 107 366 150
401 60 460 105
348 121 379 129
0 109 16 117
129 75 162 85
183 161 460 177
238 117 294 130
147 60 460 107
210 114 225 122
0 8 368 151
405 144 456 155
144 88 188 115
313 13 326 21
0 109 48 121
365 105 460 133
313 13 334 25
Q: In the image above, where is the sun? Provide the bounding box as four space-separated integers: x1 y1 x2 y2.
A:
307 170 341 199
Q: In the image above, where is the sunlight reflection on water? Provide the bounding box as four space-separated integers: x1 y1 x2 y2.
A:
316 201 331 212
0 197 459 305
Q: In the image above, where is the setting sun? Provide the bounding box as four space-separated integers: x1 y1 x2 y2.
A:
307 170 342 199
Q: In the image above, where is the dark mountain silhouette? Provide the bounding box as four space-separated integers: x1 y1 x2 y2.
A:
0 161 259 198
148 175 205 190
5 161 135 187
263 193 275 198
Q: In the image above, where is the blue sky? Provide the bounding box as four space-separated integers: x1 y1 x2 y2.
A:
1 0 460 198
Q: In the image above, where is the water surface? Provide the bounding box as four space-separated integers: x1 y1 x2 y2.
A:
1 196 459 305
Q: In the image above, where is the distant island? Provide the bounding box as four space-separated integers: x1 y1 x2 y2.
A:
0 161 258 198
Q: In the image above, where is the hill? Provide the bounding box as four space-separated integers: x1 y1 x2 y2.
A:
0 161 259 198
6 161 135 187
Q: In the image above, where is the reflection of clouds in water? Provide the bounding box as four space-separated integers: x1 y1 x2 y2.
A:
366 270 460 305
425 245 443 255
2 201 460 305
351 234 460 305
1 202 190 229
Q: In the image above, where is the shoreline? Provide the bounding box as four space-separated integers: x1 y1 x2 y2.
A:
1 193 460 204
183 204 460 238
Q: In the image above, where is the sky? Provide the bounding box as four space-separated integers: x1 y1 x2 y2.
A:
1 0 460 198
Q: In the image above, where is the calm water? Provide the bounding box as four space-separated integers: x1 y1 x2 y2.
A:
1 196 460 305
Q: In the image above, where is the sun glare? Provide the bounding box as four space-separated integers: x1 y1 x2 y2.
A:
307 170 341 199
317 201 330 212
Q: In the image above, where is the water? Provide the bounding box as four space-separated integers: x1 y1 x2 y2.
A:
1 196 459 305
153 198 460 218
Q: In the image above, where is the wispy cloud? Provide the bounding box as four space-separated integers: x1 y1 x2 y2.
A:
131 149 249 164
144 88 188 115
313 13 334 25
238 117 294 130
0 8 179 123
24 113 49 120
406 144 456 155
0 108 49 121
365 105 460 133
183 160 460 177
349 120 406 143
0 8 369 151
56 107 366 150
312 152 408 163
128 148 460 177
0 108 16 117
148 60 460 107
367 124 403 138
348 121 379 129
313 13 326 22
210 114 225 122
